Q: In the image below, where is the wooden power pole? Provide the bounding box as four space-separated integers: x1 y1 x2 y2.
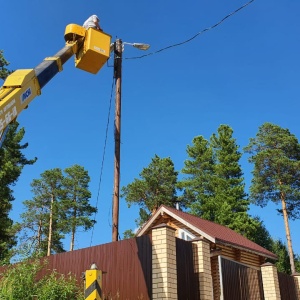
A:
112 39 122 242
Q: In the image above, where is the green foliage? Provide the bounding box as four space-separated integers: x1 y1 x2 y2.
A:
0 51 36 263
21 168 66 256
270 239 291 274
0 122 36 202
179 125 266 242
0 259 83 300
0 50 12 80
295 254 300 273
247 216 272 250
62 165 96 251
16 165 95 258
210 125 248 212
0 121 36 263
244 122 300 273
123 229 135 239
178 135 214 216
266 239 300 274
37 271 83 300
0 260 41 299
244 122 300 216
121 154 179 226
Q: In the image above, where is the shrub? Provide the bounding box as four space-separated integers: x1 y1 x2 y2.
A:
0 260 84 300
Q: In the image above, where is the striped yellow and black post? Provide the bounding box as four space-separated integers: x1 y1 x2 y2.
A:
84 264 102 300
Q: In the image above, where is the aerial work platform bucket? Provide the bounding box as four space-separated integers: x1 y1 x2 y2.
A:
64 24 111 74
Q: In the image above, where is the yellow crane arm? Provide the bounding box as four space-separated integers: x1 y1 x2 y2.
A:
0 24 111 142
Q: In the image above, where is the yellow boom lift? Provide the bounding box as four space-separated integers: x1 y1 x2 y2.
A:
0 24 111 146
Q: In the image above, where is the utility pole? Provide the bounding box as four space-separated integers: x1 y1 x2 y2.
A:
111 39 149 242
112 39 122 242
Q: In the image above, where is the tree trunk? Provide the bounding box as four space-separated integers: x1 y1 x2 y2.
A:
47 194 54 256
281 193 295 273
70 205 77 251
37 219 42 249
70 227 75 251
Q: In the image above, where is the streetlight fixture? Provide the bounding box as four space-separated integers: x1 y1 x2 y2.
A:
123 42 150 51
112 39 150 242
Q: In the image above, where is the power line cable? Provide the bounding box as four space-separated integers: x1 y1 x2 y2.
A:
90 75 115 247
89 0 255 246
125 0 255 60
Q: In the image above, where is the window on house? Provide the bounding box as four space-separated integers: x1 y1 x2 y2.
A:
178 228 195 241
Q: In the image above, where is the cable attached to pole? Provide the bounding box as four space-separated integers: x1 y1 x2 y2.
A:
126 0 256 60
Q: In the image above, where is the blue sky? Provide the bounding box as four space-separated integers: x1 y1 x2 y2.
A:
2 0 300 255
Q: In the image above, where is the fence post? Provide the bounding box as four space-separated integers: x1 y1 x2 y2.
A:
261 262 281 300
152 223 178 300
293 272 300 299
84 263 102 300
192 237 213 300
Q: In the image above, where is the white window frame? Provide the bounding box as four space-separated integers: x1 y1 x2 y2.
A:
178 228 196 241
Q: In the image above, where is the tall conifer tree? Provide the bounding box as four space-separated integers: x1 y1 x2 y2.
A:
17 166 96 257
121 155 178 226
62 165 96 251
244 122 300 274
18 169 65 257
180 125 266 242
209 125 250 227
0 51 36 263
178 135 214 217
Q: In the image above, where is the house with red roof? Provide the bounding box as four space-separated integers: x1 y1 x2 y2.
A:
135 205 299 300
9 204 298 299
137 205 277 263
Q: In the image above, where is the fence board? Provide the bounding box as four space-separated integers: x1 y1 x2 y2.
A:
219 256 264 300
37 236 152 299
278 272 299 300
176 238 199 300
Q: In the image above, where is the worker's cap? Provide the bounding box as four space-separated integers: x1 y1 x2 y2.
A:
92 15 99 21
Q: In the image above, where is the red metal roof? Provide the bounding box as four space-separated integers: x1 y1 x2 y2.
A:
139 205 277 260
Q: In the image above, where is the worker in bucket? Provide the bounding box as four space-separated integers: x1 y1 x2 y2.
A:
83 15 103 31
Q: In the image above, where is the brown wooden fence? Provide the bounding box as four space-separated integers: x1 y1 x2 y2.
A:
176 238 199 299
278 272 299 300
37 235 152 299
219 256 264 300
6 235 298 300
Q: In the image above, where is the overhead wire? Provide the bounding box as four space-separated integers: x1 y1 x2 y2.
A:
90 74 115 247
89 0 256 246
125 0 255 60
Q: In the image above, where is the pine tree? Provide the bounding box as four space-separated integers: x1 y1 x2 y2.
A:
270 239 292 274
0 122 36 262
17 197 49 258
0 50 12 80
178 135 214 217
0 51 36 263
244 122 300 274
209 125 251 230
121 155 178 226
18 168 66 257
16 165 96 257
62 165 96 251
180 125 269 242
